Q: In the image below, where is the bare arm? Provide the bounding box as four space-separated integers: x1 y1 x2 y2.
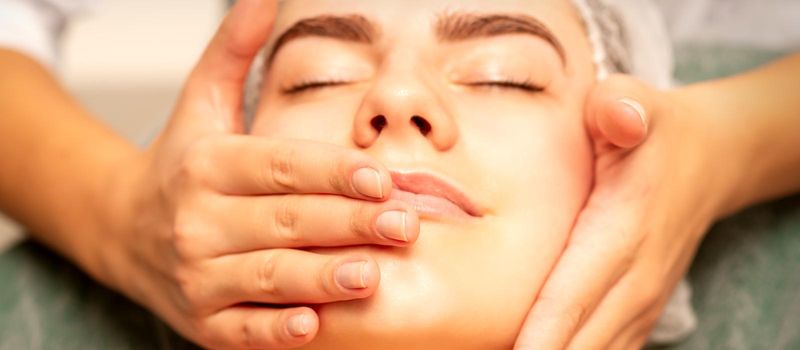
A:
676 53 800 215
0 48 137 283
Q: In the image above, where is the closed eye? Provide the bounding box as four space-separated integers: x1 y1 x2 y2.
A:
465 79 544 93
282 79 350 94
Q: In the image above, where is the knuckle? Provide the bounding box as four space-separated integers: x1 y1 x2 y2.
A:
616 248 637 271
174 268 205 314
536 294 588 334
240 314 263 349
576 219 641 266
171 219 196 259
349 204 375 240
238 310 292 349
180 139 215 181
266 143 298 192
319 259 343 296
328 155 353 194
273 197 301 244
256 252 280 297
561 302 590 333
171 213 205 260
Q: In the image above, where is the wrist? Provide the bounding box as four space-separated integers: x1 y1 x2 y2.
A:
668 81 763 219
79 149 149 292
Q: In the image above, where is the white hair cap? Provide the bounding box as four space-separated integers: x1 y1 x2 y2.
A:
571 0 674 88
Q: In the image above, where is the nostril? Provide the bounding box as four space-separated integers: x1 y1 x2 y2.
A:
370 115 387 132
411 116 431 136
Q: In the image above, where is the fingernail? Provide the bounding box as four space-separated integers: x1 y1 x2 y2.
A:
618 97 648 133
335 261 369 289
287 314 310 337
352 168 384 199
376 210 408 242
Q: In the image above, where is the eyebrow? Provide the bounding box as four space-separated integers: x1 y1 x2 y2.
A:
268 12 565 64
436 13 565 63
268 15 377 62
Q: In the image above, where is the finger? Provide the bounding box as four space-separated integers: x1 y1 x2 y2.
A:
208 195 419 254
181 0 277 134
606 306 663 350
605 276 695 350
565 269 656 350
514 199 641 350
197 136 393 199
585 74 660 149
203 305 318 349
202 249 379 307
570 236 700 349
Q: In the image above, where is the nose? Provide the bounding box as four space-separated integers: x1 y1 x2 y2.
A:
352 72 458 151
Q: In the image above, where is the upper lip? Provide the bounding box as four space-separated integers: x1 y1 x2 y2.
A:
390 170 484 217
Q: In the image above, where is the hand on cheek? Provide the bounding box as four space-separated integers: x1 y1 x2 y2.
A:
100 1 419 348
515 75 730 350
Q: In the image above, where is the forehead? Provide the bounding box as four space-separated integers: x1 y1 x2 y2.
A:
272 0 581 42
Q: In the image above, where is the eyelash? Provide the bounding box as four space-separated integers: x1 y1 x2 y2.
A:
282 79 349 94
466 78 544 92
282 77 544 94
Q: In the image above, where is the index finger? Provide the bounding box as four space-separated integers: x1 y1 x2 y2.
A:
197 136 392 200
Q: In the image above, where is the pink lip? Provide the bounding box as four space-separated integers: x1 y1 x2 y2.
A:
390 171 484 219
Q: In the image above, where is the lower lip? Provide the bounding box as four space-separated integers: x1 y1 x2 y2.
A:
390 188 471 219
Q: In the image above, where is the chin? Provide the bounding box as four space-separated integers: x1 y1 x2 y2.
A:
299 220 548 350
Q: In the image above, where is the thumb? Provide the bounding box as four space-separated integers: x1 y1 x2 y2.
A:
174 0 277 136
585 74 659 149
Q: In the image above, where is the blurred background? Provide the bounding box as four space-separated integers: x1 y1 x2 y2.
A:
0 0 224 250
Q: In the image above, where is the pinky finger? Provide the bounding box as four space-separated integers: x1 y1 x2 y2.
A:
203 305 318 349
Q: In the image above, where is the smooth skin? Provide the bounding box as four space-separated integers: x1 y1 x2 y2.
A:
515 54 800 350
0 0 422 348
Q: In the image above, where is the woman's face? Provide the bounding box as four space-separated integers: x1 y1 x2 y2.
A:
251 0 595 348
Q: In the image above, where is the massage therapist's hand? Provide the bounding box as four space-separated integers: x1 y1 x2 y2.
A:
514 75 747 350
94 1 419 348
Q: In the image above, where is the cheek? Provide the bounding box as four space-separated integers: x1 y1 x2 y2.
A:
459 100 592 207
459 101 593 284
249 95 358 143
465 109 592 334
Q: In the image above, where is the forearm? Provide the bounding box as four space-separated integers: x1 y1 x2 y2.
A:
673 53 800 217
0 49 140 281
